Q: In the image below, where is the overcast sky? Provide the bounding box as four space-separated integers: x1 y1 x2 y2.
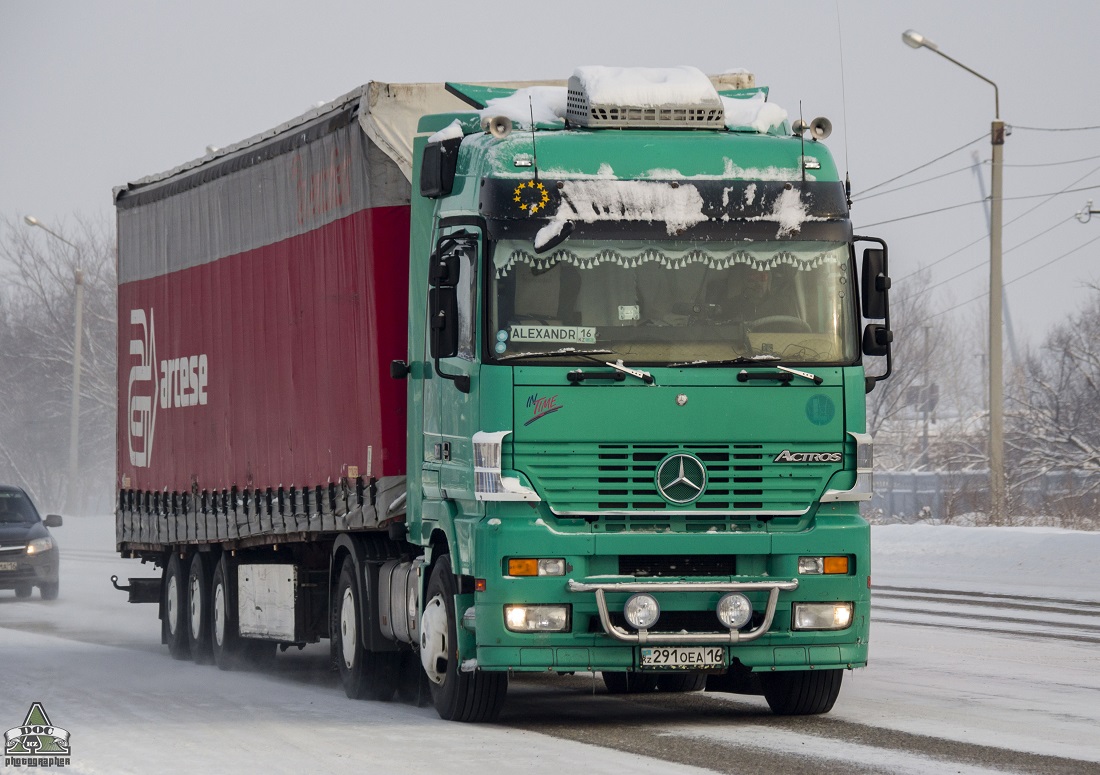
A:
3 0 1099 344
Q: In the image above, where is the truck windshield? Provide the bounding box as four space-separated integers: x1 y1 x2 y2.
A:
488 238 858 366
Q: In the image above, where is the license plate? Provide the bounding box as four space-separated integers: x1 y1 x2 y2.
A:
0 562 18 571
641 646 724 669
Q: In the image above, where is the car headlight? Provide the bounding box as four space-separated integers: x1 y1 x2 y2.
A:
26 537 54 555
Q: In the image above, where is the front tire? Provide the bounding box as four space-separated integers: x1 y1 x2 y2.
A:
15 584 32 599
333 556 399 701
163 553 191 660
761 669 843 715
38 581 59 601
602 672 658 694
422 555 507 722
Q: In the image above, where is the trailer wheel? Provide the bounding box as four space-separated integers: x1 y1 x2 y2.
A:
601 672 658 694
334 556 399 701
761 669 843 715
211 555 247 670
422 555 507 722
163 553 191 660
187 552 214 664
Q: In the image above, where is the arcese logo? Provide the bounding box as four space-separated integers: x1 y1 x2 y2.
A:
126 308 209 468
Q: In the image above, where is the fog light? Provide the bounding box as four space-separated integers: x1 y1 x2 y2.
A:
504 604 570 632
793 602 853 630
716 592 753 630
623 593 660 630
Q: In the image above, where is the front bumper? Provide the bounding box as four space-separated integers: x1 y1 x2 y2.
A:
467 509 870 673
0 549 59 590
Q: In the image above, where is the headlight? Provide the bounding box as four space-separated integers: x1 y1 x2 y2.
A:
716 593 753 630
26 537 54 555
792 602 853 630
506 558 566 576
798 556 850 575
504 604 570 632
623 593 660 630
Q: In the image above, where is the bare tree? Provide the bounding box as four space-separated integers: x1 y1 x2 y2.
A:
1008 284 1100 516
0 216 116 514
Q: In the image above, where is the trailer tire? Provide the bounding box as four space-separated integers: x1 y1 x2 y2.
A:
423 555 507 722
187 552 215 664
334 556 399 701
163 553 191 660
211 555 247 671
761 669 843 715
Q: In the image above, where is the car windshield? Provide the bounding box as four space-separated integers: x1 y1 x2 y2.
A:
488 238 858 366
0 490 39 524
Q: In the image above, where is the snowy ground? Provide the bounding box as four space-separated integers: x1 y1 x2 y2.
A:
2 517 1099 774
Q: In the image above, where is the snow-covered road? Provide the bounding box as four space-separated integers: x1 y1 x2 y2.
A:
2 518 1099 774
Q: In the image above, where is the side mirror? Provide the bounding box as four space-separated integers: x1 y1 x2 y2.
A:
861 248 890 319
429 288 459 359
862 323 893 357
420 137 462 199
44 514 63 528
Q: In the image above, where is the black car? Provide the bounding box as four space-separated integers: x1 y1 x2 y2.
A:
0 485 61 599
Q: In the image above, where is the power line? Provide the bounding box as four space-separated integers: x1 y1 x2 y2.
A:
855 154 1100 203
895 162 1100 281
913 232 1100 325
1012 124 1100 132
852 133 987 197
852 165 975 202
860 183 1100 229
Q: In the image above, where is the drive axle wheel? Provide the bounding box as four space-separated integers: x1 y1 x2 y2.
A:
334 556 399 701
163 552 191 660
422 554 507 722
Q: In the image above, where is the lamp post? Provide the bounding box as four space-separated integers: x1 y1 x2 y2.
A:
903 30 1006 524
24 216 83 516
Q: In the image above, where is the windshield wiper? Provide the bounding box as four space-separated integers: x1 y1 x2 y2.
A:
496 348 614 362
497 348 654 384
736 365 824 385
668 355 781 368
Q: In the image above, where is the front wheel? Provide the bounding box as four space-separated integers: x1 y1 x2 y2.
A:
422 554 507 722
761 669 843 715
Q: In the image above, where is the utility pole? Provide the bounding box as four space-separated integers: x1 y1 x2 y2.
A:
903 30 1006 524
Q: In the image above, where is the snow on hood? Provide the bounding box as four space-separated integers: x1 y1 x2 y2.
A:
479 86 567 129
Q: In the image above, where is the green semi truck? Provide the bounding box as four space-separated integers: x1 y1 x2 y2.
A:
114 66 892 723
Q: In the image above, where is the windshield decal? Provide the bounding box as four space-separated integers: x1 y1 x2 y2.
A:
509 325 597 344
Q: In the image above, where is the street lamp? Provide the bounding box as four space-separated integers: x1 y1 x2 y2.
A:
24 216 84 516
902 29 1006 524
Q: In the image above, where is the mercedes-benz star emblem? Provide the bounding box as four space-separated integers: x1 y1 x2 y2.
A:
655 453 707 504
